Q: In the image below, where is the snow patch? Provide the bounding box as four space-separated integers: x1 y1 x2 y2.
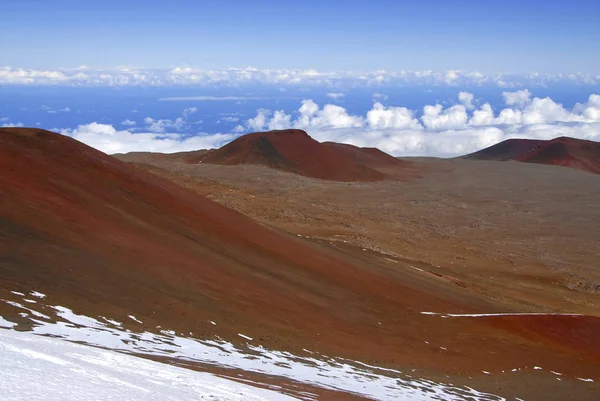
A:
128 315 143 324
0 293 509 401
2 300 51 319
238 333 253 341
101 317 122 326
421 312 584 317
0 329 296 401
0 316 17 328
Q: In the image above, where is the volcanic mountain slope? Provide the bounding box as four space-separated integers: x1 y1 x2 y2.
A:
463 136 600 174
196 129 409 181
2 128 600 400
115 149 212 164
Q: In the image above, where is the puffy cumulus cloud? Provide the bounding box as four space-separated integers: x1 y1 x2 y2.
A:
502 89 531 107
219 116 239 123
520 97 576 124
238 91 600 157
142 106 203 133
2 122 24 127
182 107 198 117
2 65 600 88
574 94 600 120
366 103 422 130
267 110 293 130
232 125 245 133
326 92 345 100
121 119 137 126
372 93 388 101
143 117 185 133
468 103 496 126
421 104 468 130
294 100 363 129
60 123 234 154
458 91 475 110
246 108 270 131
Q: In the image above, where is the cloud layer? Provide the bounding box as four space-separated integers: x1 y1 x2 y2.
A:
52 91 600 158
2 66 600 88
238 92 600 157
60 123 233 154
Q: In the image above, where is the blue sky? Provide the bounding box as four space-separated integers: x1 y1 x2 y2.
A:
1 0 599 157
2 0 599 72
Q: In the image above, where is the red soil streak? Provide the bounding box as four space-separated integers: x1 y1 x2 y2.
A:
464 136 600 174
483 314 600 359
1 128 600 398
199 129 409 181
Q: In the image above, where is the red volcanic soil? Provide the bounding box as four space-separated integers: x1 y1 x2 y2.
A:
2 128 600 399
464 136 600 174
114 149 211 164
198 129 408 181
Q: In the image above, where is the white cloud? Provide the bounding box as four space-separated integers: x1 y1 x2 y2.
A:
60 123 234 154
143 117 185 133
1 65 599 88
469 103 495 126
574 94 600 121
2 122 24 127
40 90 600 158
458 91 475 110
421 104 468 131
326 93 345 100
297 100 363 129
121 119 137 126
159 96 267 101
219 116 239 123
246 109 270 131
366 103 422 130
238 91 600 157
267 110 292 130
372 93 388 101
502 89 531 107
182 107 198 117
521 97 576 124
141 107 204 133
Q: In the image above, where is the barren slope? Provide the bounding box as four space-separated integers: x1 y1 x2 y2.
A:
3 128 600 400
197 129 410 181
464 136 600 174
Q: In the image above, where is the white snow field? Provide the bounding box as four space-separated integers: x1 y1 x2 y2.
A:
0 329 297 401
0 290 508 401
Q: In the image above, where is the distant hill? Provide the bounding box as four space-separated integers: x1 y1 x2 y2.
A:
463 137 600 174
197 129 407 181
113 149 212 164
0 127 427 361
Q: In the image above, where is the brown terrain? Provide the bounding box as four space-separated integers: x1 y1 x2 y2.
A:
136 128 413 182
463 136 600 174
2 128 600 400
